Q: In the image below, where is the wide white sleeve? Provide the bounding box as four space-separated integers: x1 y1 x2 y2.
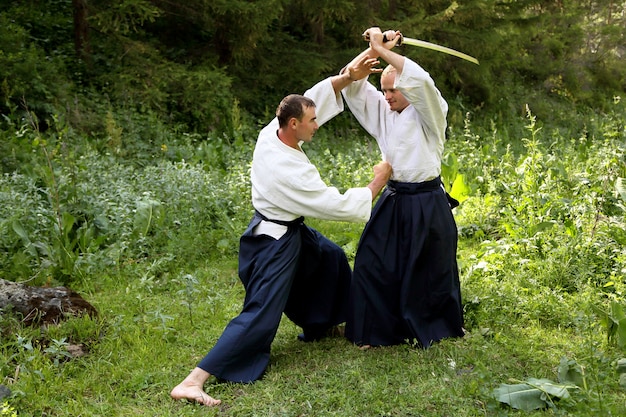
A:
395 59 448 141
267 158 373 222
341 78 388 141
303 77 344 126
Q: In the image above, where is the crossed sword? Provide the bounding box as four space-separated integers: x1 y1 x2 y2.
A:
366 33 480 65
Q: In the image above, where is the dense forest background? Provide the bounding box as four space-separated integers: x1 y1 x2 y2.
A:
1 0 625 148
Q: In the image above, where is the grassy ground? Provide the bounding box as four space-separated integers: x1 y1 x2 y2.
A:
2 244 625 417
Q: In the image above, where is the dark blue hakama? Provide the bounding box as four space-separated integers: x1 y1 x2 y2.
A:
197 213 351 382
345 178 464 348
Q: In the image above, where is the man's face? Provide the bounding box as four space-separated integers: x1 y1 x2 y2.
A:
381 73 410 113
294 105 319 143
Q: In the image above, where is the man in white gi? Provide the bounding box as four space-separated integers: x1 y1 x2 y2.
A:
170 66 392 406
340 27 464 349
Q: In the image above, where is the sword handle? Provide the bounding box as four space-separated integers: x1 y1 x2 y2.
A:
363 32 403 47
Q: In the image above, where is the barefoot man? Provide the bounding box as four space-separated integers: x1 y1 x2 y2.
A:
171 59 391 406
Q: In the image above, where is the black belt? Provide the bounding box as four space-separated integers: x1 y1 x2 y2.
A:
387 177 442 194
386 177 459 208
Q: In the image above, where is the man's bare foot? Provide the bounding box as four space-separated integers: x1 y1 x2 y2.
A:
359 344 371 351
170 367 221 407
170 383 221 406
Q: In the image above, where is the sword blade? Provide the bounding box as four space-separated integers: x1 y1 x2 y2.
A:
400 37 479 65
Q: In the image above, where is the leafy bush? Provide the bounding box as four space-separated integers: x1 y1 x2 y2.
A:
0 116 254 286
452 100 626 336
0 14 72 123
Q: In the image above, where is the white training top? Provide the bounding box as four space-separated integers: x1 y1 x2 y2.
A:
251 78 373 238
342 58 448 183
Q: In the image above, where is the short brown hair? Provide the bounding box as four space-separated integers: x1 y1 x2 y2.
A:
276 94 316 128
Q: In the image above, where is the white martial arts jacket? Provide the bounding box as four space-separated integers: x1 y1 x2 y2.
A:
251 78 373 238
342 58 448 183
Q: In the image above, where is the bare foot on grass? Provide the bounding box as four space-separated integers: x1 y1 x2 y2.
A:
170 367 221 407
170 383 221 406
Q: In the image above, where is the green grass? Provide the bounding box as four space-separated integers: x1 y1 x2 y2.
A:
2 249 626 416
2 101 626 416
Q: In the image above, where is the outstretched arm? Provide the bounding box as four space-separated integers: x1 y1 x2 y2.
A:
330 53 381 93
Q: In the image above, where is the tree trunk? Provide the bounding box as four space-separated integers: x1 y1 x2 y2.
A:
72 0 91 62
0 279 97 325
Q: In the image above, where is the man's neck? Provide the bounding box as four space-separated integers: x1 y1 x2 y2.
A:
277 129 300 150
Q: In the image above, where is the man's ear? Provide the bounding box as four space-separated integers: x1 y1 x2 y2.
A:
288 117 298 130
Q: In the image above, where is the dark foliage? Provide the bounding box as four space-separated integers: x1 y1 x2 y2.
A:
0 0 624 139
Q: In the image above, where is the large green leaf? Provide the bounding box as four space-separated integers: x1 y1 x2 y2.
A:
493 378 575 411
610 302 626 348
441 152 459 190
11 220 31 243
133 198 164 236
558 357 585 388
11 220 38 257
493 383 546 411
450 173 471 204
527 378 572 399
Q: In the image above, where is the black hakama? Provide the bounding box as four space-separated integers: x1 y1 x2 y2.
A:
345 177 464 348
197 212 351 382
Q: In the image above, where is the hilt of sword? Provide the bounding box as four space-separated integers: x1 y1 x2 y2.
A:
362 32 404 47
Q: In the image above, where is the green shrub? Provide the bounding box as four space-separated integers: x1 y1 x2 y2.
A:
0 15 72 123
